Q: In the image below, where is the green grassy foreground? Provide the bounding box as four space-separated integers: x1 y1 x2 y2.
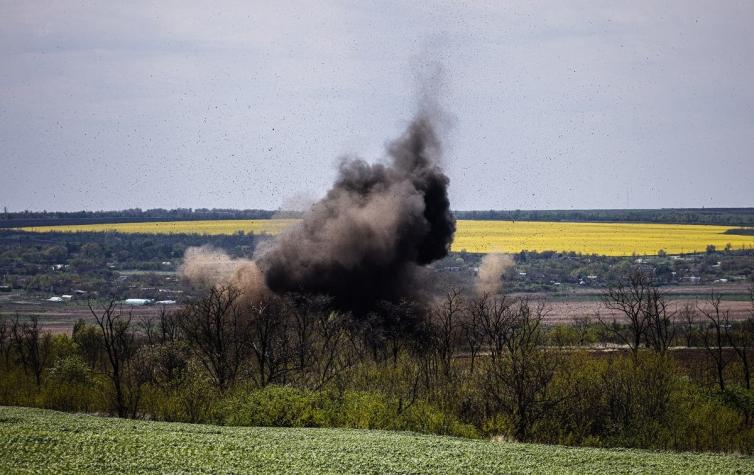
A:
1 407 752 474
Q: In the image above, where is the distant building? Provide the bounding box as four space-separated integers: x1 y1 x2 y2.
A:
124 298 154 306
47 296 63 302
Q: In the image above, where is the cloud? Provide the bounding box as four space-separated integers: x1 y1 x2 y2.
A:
1 1 753 211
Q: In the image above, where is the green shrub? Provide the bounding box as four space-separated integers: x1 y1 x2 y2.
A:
140 360 218 423
0 367 40 407
667 382 752 453
41 355 102 413
215 385 478 438
218 385 328 428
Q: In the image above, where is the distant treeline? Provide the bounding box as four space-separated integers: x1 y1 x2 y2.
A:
0 208 278 228
455 208 754 226
2 207 754 228
726 228 754 236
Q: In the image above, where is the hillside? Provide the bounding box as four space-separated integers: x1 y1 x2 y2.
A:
1 407 751 474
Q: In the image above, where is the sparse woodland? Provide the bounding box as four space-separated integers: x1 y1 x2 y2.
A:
2 273 754 454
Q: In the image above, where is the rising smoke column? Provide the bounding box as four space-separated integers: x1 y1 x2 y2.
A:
474 253 514 295
180 64 456 313
255 112 456 313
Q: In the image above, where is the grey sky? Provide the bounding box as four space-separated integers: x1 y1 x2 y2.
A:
1 1 753 212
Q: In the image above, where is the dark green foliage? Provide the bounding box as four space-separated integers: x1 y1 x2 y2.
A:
455 208 754 226
42 355 99 412
216 385 478 438
0 208 277 227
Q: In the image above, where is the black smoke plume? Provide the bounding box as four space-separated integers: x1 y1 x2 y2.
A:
180 64 456 315
255 111 455 313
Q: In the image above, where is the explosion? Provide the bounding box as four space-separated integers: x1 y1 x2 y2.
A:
181 70 455 313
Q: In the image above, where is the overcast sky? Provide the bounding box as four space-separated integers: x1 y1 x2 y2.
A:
1 1 753 212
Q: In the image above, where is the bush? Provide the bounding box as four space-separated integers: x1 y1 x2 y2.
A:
41 355 102 413
140 359 218 423
0 367 40 407
215 385 478 438
667 382 754 453
218 385 328 428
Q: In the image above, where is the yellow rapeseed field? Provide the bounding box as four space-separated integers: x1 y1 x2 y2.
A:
21 219 299 236
453 220 753 256
20 219 754 256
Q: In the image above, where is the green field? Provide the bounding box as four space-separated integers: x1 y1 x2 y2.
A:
1 407 751 474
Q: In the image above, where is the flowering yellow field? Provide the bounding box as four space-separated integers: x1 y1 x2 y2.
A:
453 220 753 256
20 219 754 256
22 219 299 236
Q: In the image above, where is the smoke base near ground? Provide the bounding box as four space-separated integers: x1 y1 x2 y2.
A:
178 245 267 300
475 253 514 295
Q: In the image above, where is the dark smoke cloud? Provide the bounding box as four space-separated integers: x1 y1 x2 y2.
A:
181 64 455 313
255 110 455 313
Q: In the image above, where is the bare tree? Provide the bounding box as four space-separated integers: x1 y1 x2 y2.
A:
0 317 10 366
698 292 731 391
481 297 561 441
310 309 352 390
727 320 753 391
599 270 652 358
10 315 52 386
139 315 156 346
644 286 676 355
679 302 698 348
460 299 484 374
476 293 514 359
89 300 139 417
725 286 754 390
287 293 319 379
141 307 180 346
431 289 463 379
244 294 294 387
574 315 592 347
376 299 425 367
180 285 248 391
286 294 352 390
